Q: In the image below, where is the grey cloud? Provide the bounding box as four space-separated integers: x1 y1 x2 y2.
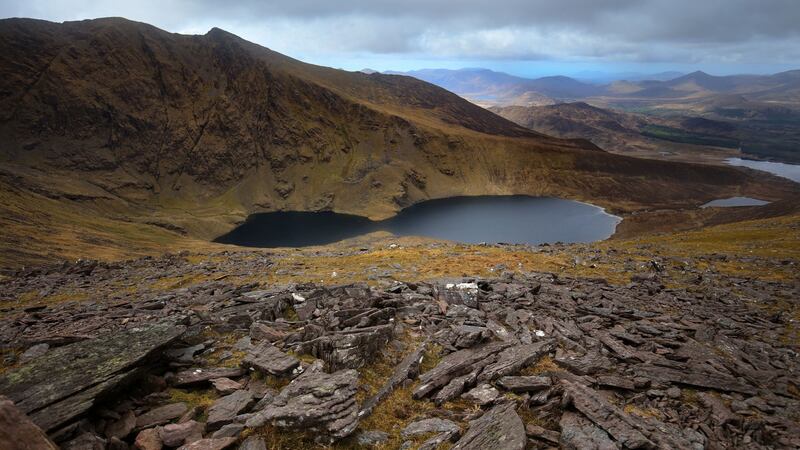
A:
1 0 798 64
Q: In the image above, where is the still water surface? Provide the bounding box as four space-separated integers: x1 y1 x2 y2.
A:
215 196 621 248
725 158 800 183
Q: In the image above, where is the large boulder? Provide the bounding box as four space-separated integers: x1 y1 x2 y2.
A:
257 361 360 442
0 322 184 432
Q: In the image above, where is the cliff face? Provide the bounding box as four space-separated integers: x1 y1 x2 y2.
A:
0 18 796 266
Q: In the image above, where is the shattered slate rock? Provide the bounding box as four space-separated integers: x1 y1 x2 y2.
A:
134 428 162 450
206 390 255 430
136 403 188 429
559 411 616 450
258 362 360 442
159 420 204 447
242 342 299 376
105 410 136 439
360 341 426 418
210 377 242 395
461 383 500 405
452 402 526 450
250 322 288 342
172 368 244 387
356 430 390 447
401 418 460 438
525 423 560 445
210 423 245 439
239 436 267 450
0 322 184 432
176 437 237 450
299 324 393 370
497 375 552 393
0 396 57 450
562 380 703 449
413 342 511 399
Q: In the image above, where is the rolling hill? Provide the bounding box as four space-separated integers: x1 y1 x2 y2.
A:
0 17 796 266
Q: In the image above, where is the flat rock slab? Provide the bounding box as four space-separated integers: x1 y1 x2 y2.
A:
462 383 500 405
497 375 552 392
206 390 255 430
242 342 299 376
0 396 57 450
634 364 757 395
0 322 184 432
452 402 526 450
136 403 188 429
559 412 616 450
172 367 244 387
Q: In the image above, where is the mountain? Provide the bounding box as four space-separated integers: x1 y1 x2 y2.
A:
386 68 602 104
0 17 795 266
490 102 653 153
490 102 749 160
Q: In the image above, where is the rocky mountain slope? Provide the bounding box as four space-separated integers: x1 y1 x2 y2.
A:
0 17 797 267
1 209 798 448
489 102 746 162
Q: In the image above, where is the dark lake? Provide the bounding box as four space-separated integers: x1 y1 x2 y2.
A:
214 196 621 248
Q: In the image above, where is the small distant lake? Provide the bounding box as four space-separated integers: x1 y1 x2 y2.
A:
701 196 770 208
725 157 800 183
215 196 621 248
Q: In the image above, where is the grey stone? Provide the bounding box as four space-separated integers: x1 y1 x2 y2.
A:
136 403 188 429
207 390 254 430
356 430 390 447
172 368 245 387
452 402 525 450
210 423 245 439
401 418 460 438
559 412 617 450
497 376 552 393
105 410 136 439
176 437 237 450
0 323 184 432
258 361 360 442
158 420 204 447
461 384 500 405
242 342 299 376
238 436 266 450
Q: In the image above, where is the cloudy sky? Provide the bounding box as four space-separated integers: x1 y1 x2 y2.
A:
2 0 798 78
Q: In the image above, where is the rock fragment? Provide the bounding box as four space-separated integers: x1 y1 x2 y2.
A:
497 375 552 392
242 342 299 376
206 390 255 430
136 403 188 429
0 396 57 450
0 323 184 432
452 402 526 450
559 411 616 450
257 362 360 442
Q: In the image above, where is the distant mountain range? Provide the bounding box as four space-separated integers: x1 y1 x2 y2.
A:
389 67 800 163
385 67 800 107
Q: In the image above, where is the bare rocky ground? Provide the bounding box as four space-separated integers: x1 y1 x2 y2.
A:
0 242 798 449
